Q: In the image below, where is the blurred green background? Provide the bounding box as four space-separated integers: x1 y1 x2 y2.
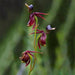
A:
0 0 75 75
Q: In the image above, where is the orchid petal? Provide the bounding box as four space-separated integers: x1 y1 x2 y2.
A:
32 23 36 30
34 12 48 15
25 60 30 66
29 51 43 54
36 14 46 20
29 53 34 57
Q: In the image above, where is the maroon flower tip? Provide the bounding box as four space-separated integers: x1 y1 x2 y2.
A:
33 12 48 20
34 12 48 15
38 32 46 49
27 14 35 27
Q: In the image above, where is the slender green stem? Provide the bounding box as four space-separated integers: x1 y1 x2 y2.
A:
34 16 38 50
28 16 38 75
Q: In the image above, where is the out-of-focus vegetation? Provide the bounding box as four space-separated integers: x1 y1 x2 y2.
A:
0 0 75 75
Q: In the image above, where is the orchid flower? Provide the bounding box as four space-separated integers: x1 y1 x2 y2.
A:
30 25 55 48
19 50 42 66
25 3 48 30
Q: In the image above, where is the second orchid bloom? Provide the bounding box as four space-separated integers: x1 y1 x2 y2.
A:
30 25 55 49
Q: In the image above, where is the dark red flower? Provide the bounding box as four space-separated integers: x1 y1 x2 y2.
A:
25 3 48 30
38 25 55 48
27 12 48 30
30 25 55 48
38 31 46 49
30 29 46 48
19 50 42 66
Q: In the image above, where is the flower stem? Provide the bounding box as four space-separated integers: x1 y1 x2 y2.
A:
34 16 38 50
28 16 38 75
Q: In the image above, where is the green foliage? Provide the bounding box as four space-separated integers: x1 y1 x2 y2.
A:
0 0 75 75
